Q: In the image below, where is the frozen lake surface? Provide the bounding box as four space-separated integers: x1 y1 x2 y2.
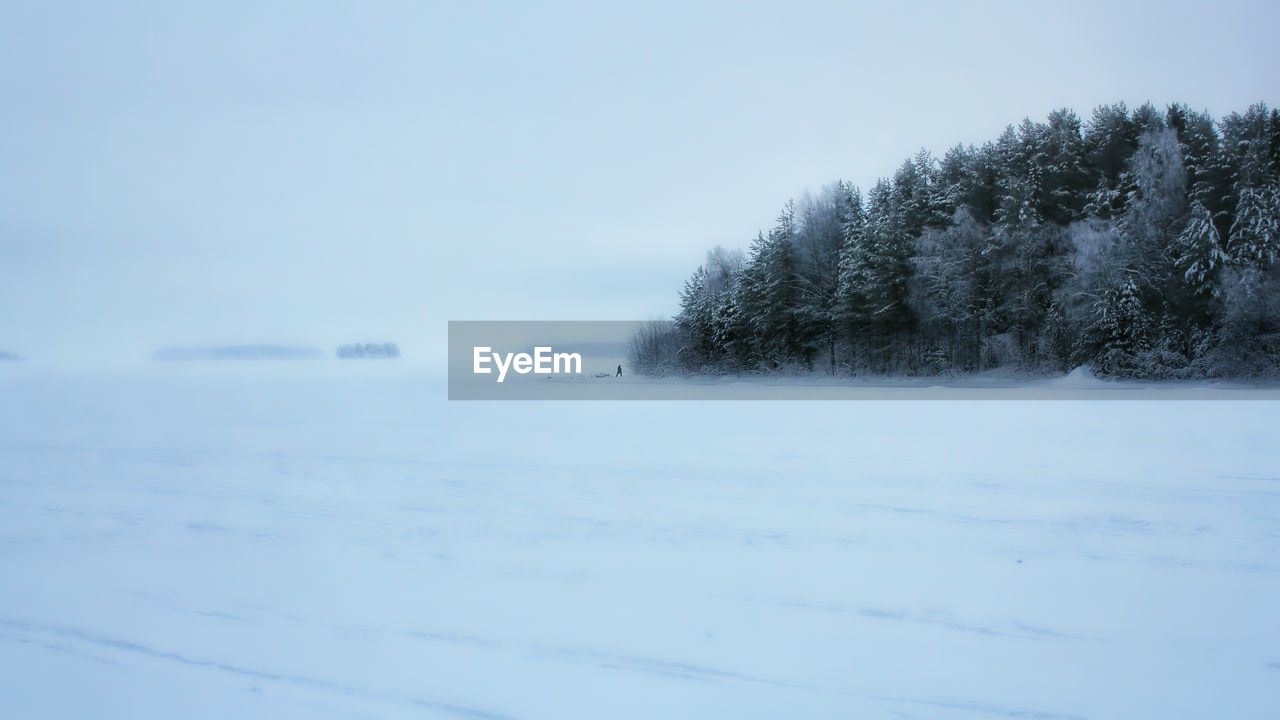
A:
2 368 1279 719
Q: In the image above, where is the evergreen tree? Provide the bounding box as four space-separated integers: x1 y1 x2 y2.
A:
835 185 870 354
1084 102 1134 218
1177 200 1227 296
1037 109 1090 224
911 208 986 370
1092 275 1151 376
794 183 854 372
738 204 802 367
1221 103 1277 189
675 265 713 362
1170 105 1229 236
994 124 1040 228
892 152 937 236
1228 185 1280 267
860 180 916 366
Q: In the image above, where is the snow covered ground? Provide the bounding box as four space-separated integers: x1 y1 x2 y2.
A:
2 366 1279 719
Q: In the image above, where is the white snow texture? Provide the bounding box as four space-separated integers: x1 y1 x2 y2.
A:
2 367 1278 719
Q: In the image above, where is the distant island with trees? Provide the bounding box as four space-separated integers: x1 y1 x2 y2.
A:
336 342 400 359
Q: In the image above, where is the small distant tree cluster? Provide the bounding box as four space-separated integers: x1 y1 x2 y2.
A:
336 342 401 359
649 102 1280 379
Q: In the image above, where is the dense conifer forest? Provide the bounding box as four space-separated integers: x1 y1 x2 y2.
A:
634 102 1280 379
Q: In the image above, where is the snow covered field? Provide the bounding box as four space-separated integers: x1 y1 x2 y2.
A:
2 367 1279 719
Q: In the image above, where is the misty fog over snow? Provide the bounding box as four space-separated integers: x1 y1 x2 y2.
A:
2 1 1279 365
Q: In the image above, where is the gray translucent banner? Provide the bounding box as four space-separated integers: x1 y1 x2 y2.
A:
447 321 1280 401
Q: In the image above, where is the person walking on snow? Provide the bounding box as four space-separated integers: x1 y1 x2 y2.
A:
616 364 623 377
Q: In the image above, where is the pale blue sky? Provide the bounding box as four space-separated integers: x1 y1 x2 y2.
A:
1 1 1277 364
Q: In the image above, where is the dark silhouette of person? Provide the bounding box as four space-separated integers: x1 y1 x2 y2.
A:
616 364 623 377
